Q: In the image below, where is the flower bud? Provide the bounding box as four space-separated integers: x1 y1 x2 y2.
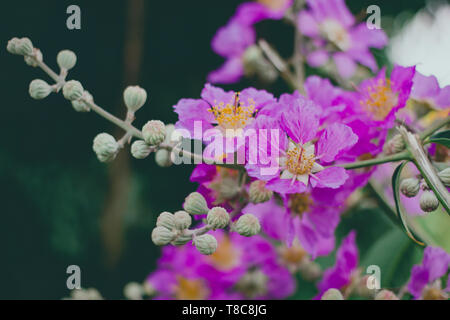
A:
142 120 166 146
151 226 175 246
383 134 405 155
9 37 33 56
92 133 119 163
57 50 77 70
355 275 377 298
156 211 175 230
24 48 42 67
243 45 277 83
438 168 450 187
235 269 268 298
71 91 92 112
183 192 209 215
207 207 230 229
171 234 192 246
155 149 172 167
193 234 217 255
63 80 84 101
123 85 147 112
234 214 260 237
420 190 439 212
123 282 143 300
374 289 399 300
400 178 420 198
249 180 273 203
131 140 152 159
29 79 52 100
299 260 322 281
321 288 344 300
174 210 192 230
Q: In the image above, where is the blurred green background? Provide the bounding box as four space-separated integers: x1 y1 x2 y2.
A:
0 0 432 299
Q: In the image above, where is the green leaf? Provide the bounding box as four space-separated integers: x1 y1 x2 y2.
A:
392 161 425 246
427 130 450 148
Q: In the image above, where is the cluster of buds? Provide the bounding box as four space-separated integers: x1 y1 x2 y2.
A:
7 37 42 67
400 175 442 213
151 192 261 255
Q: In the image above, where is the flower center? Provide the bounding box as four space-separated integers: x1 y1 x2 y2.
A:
422 287 448 300
208 168 240 204
320 19 351 51
209 92 257 131
174 276 209 300
361 79 399 121
258 0 289 10
209 235 241 270
286 146 316 175
289 193 313 216
279 241 307 265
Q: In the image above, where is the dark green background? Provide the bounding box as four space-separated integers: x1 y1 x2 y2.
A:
0 0 431 299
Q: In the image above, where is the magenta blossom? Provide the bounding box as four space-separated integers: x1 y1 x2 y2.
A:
407 246 450 300
298 0 387 78
246 94 358 194
411 72 450 109
316 231 359 298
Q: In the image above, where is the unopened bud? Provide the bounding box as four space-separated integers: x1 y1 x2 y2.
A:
193 234 217 255
207 207 230 229
123 282 143 300
438 168 450 187
234 214 260 237
384 134 405 155
57 50 77 70
374 289 399 300
8 37 33 56
29 79 52 100
63 80 84 101
400 178 420 198
142 120 166 146
151 226 175 246
355 275 377 298
243 45 277 83
156 211 175 230
171 233 192 246
420 190 439 212
183 192 209 215
299 260 322 281
92 133 119 163
174 210 192 230
155 149 172 167
123 86 147 112
24 48 42 67
249 180 273 203
71 91 92 112
321 288 344 300
131 140 152 159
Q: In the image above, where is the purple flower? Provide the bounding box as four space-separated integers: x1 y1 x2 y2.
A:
411 72 450 109
407 246 450 299
246 94 358 194
298 0 387 78
316 231 359 298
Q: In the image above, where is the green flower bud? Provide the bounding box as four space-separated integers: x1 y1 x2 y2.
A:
24 48 42 67
438 167 450 187
321 288 344 300
11 37 34 56
183 192 209 215
63 80 84 101
374 289 399 300
131 140 152 159
142 120 166 146
171 234 192 246
235 269 268 298
29 79 52 100
123 85 147 112
57 50 77 70
92 133 119 163
234 214 260 237
123 282 143 300
151 226 175 246
299 260 322 281
193 234 217 255
420 190 439 212
155 149 172 167
71 91 92 112
156 211 175 230
6 37 21 55
207 207 230 229
400 178 420 198
174 210 192 230
383 134 405 155
249 180 273 204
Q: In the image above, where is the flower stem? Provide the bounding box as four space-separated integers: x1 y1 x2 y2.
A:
334 151 412 170
420 116 450 140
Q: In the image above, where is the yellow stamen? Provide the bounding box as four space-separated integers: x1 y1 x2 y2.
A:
209 235 241 270
208 92 257 130
286 146 316 175
361 79 399 121
174 276 209 300
289 193 313 216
